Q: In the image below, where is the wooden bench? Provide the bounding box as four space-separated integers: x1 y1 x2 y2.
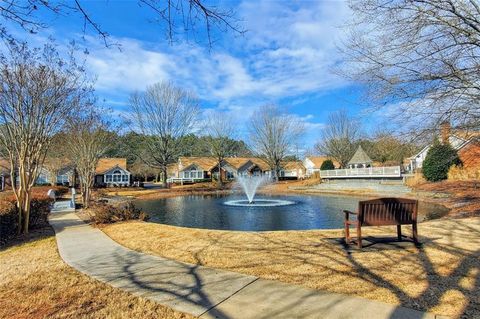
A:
344 198 419 248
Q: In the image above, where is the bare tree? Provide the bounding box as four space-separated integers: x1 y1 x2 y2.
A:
0 41 88 234
64 108 113 208
315 109 360 168
203 112 236 187
341 0 480 136
249 105 304 181
130 82 199 187
362 131 419 165
0 0 244 46
129 159 157 182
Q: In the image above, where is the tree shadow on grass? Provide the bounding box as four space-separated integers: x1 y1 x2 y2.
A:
0 225 54 250
176 219 480 318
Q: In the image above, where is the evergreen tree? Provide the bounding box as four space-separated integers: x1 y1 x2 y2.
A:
423 141 461 182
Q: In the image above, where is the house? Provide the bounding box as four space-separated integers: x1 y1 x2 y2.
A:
222 157 270 179
0 158 11 190
94 158 131 187
303 156 340 176
172 157 217 182
167 156 304 183
0 157 131 189
279 161 306 179
41 158 75 186
408 122 480 172
347 145 373 168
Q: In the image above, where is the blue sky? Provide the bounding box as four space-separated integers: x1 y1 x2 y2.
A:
16 0 370 149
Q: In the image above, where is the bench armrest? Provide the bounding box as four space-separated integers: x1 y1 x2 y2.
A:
344 210 357 222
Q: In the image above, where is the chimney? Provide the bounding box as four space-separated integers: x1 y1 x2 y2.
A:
440 121 451 144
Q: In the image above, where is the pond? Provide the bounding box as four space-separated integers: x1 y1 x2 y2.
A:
134 194 449 231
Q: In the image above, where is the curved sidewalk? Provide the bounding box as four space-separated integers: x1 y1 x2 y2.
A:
49 204 442 319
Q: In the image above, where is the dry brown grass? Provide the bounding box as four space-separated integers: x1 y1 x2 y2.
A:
414 180 480 217
97 182 231 200
405 172 427 187
0 227 193 319
448 166 480 181
104 218 480 319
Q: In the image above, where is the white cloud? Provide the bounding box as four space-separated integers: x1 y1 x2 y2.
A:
85 38 174 92
67 0 351 148
82 0 350 101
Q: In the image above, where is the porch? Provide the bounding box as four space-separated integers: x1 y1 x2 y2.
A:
320 166 402 179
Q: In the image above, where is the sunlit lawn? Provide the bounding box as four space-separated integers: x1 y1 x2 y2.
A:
104 217 480 319
0 227 192 319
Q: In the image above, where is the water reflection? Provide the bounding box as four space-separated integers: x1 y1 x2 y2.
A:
134 194 449 231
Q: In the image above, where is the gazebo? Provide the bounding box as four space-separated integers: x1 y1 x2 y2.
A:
348 145 373 168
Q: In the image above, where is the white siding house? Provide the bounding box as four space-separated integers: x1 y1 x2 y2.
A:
94 158 131 187
102 166 130 187
303 156 339 176
408 125 477 171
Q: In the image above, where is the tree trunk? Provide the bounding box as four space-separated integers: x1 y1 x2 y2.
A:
217 160 223 188
16 191 23 235
22 189 31 234
161 166 167 188
72 168 77 188
273 163 280 182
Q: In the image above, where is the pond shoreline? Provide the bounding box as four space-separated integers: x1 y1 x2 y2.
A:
100 182 454 213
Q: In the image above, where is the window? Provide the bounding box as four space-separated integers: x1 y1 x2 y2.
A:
105 169 129 184
57 174 69 184
112 170 122 182
36 173 49 184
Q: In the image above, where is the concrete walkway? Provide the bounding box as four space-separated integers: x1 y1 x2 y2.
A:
49 202 443 319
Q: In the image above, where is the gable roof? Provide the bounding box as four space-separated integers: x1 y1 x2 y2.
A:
95 158 127 174
178 156 272 172
305 156 340 169
225 157 270 171
102 165 130 175
179 157 218 171
348 146 372 165
281 161 305 170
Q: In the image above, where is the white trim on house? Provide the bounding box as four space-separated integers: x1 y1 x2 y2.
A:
303 157 317 176
180 164 206 180
103 166 130 186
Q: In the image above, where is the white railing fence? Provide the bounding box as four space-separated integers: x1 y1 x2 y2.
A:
319 166 401 178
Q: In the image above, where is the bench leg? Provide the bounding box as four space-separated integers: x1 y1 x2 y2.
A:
397 225 402 241
345 223 350 244
357 225 362 249
412 222 419 244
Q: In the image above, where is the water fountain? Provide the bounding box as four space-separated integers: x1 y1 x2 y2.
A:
224 175 295 207
237 175 268 203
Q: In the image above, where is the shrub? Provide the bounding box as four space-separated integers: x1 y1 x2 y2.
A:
423 141 462 182
0 194 53 245
320 159 335 170
29 196 54 227
89 203 116 224
89 201 149 224
0 200 18 245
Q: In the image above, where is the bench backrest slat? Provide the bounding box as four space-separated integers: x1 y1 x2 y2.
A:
358 198 418 226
